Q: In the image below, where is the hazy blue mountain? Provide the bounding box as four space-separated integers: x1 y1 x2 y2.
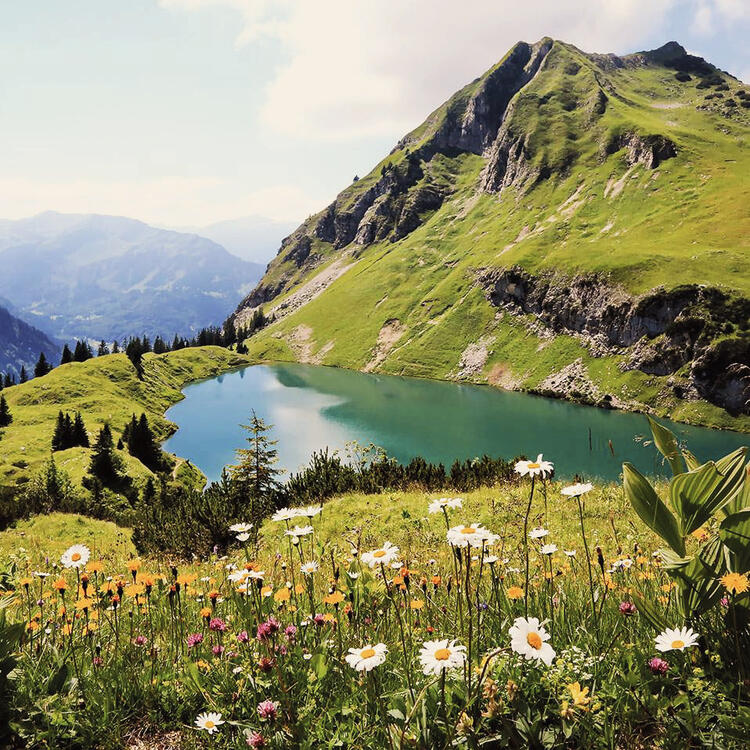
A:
0 304 60 378
0 212 265 342
191 216 297 265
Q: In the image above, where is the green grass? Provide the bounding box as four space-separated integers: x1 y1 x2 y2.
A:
0 347 251 490
0 512 134 562
243 40 750 433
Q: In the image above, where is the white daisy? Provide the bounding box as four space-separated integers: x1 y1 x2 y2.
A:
228 570 249 583
361 542 400 568
235 532 251 542
655 627 699 652
428 497 463 514
285 524 313 538
509 617 555 666
485 555 499 564
61 544 90 569
344 643 388 672
246 570 265 580
229 522 253 533
514 454 554 478
195 711 224 734
419 639 467 675
564 550 577 557
300 561 319 575
446 523 494 548
297 505 323 518
529 528 549 540
272 507 300 522
540 544 558 556
561 483 593 497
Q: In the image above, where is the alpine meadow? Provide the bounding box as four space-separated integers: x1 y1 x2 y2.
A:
1 11 749 750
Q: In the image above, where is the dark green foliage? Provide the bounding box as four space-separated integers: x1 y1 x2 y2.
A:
282 449 515 505
125 336 150 378
0 395 11 427
133 472 248 556
111 340 120 354
86 424 128 490
73 340 93 362
2 374 14 388
60 344 73 365
51 411 89 451
0 603 24 745
674 71 691 82
97 340 110 356
19 366 27 383
34 352 52 378
152 336 168 354
122 413 166 472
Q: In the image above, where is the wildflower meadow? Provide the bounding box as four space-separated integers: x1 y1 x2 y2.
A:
1 419 749 749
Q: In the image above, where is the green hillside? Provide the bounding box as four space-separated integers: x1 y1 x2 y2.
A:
0 347 250 492
233 39 750 431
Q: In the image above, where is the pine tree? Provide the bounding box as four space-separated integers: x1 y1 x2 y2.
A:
73 340 93 362
228 412 281 533
73 412 89 447
97 340 110 356
123 413 163 472
0 394 12 427
52 411 67 450
112 340 120 354
0 373 3 392
60 344 73 365
34 352 52 378
3 373 13 388
19 366 27 383
88 424 125 485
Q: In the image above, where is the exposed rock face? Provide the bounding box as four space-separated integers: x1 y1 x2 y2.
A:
604 132 677 168
477 267 750 414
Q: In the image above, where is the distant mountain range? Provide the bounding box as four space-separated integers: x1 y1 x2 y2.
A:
0 212 266 343
188 216 297 265
0 304 60 378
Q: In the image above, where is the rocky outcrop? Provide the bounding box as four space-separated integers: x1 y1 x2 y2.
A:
477 267 750 415
604 131 677 168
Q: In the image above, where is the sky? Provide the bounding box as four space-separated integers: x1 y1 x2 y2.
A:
0 0 748 229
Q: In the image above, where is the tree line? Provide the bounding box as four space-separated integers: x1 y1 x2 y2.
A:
0 307 269 388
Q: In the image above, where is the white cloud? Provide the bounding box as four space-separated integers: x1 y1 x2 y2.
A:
0 176 319 226
163 0 689 141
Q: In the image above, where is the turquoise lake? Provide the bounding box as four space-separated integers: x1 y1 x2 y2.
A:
162 363 748 483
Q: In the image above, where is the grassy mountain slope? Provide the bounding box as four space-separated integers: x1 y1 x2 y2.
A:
233 40 750 431
0 347 250 491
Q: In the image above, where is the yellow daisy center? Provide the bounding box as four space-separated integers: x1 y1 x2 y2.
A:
434 648 451 660
71 553 81 562
360 648 376 659
460 527 476 534
204 720 215 729
527 463 540 470
373 550 387 558
671 639 684 649
527 632 543 650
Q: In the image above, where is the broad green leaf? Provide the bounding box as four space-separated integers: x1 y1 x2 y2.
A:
623 462 684 555
719 509 750 572
631 593 667 631
46 663 69 695
682 449 701 472
718 448 749 515
648 417 685 476
670 537 723 617
669 462 723 535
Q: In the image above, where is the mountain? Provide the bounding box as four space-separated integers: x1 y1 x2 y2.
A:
192 216 297 264
0 305 60 378
232 39 750 428
0 212 265 342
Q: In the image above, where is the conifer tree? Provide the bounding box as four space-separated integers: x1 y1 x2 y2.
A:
228 411 281 532
3 373 13 388
88 424 125 485
73 340 93 362
34 352 52 378
19 366 27 383
97 340 110 356
112 340 120 354
0 394 12 427
73 412 89 447
52 411 67 451
60 344 73 365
